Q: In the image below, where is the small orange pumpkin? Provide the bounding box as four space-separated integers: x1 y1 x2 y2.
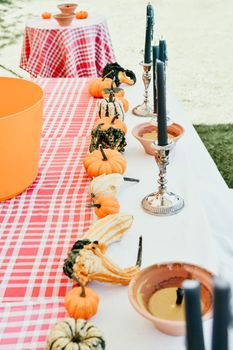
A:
76 11 88 19
94 115 127 134
88 71 116 98
84 146 126 177
88 78 116 98
89 195 120 218
116 97 129 112
64 282 99 320
41 12 52 19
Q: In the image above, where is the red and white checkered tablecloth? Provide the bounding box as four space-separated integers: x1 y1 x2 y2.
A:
0 301 66 349
0 78 97 302
20 15 116 78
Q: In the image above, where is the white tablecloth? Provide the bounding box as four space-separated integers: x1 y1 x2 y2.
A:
90 81 233 349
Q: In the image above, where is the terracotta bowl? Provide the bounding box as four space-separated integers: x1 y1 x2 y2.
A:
57 3 78 14
54 13 75 26
0 77 43 201
132 122 184 156
128 262 213 336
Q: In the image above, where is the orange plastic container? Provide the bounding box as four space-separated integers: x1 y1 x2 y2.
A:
0 77 44 201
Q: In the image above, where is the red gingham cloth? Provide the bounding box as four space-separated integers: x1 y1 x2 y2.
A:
0 78 97 302
0 301 66 349
20 17 116 78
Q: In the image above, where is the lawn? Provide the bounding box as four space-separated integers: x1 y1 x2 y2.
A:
194 124 233 188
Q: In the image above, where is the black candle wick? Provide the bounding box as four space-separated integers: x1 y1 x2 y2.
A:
176 288 184 305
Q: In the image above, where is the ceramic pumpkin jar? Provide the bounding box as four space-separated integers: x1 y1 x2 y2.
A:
46 318 105 350
83 146 126 177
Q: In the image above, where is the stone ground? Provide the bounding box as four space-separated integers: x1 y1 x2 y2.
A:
0 0 233 124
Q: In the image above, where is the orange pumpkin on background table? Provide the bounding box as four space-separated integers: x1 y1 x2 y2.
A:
64 282 99 320
88 77 116 98
84 146 126 177
41 12 52 19
75 11 88 19
89 195 120 218
76 11 88 19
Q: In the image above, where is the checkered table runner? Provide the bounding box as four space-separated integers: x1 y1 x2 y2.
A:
0 78 97 301
0 300 66 349
20 18 116 78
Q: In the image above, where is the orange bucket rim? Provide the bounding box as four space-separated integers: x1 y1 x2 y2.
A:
0 77 44 120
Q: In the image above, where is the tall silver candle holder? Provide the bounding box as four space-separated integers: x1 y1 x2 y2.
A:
132 61 152 117
141 141 184 216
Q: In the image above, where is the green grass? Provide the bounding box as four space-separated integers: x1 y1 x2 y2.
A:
194 124 233 188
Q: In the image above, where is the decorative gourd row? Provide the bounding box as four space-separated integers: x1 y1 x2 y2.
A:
47 64 137 350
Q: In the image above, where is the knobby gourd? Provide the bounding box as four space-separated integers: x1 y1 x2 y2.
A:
102 62 136 86
89 116 127 153
63 236 142 286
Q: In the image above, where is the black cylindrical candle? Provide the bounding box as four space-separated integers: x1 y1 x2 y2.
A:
212 277 231 350
146 3 154 39
144 16 153 64
152 45 159 114
183 280 205 350
159 39 167 64
156 60 168 146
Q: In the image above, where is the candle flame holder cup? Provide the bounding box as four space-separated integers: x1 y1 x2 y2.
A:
141 141 184 216
132 122 184 156
132 61 152 117
128 262 213 336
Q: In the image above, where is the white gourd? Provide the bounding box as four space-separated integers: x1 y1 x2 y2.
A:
46 318 105 350
83 213 133 246
89 173 123 197
97 98 125 121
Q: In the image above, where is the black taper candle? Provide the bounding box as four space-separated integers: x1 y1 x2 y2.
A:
159 39 167 64
146 3 154 39
152 45 159 114
211 277 231 350
147 2 154 17
156 60 168 146
144 16 153 64
183 280 205 350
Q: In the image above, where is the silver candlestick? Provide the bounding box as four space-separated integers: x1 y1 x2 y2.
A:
141 141 184 216
132 61 152 117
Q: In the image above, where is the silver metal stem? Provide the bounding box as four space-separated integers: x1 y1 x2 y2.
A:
141 141 184 216
132 61 152 117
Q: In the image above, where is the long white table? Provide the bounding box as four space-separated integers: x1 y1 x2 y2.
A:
90 81 233 349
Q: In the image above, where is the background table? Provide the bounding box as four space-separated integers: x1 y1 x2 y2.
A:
0 78 232 349
20 15 116 78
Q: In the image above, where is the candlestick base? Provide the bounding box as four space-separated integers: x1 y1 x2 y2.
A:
141 141 184 216
132 61 152 118
132 103 152 118
141 191 184 216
